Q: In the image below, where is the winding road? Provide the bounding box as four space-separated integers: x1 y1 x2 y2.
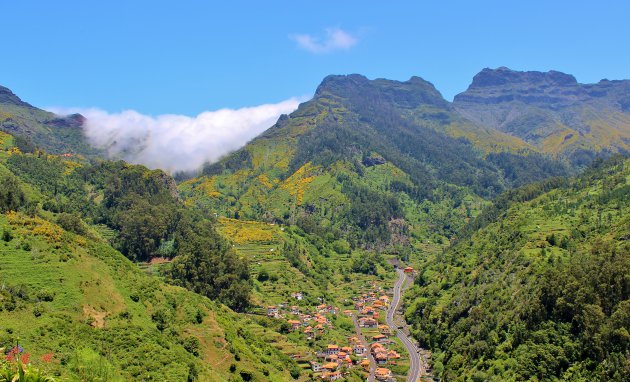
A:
386 268 423 382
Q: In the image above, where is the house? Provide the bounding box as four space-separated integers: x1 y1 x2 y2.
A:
304 326 314 340
379 295 390 304
267 306 278 317
359 317 378 328
321 371 342 381
374 352 388 365
322 362 338 371
288 319 301 331
360 359 371 370
354 344 366 356
378 325 392 336
325 344 339 355
325 354 339 362
310 361 322 373
403 266 414 274
372 334 387 343
343 309 353 316
375 368 393 381
361 306 375 316
341 346 353 354
290 305 300 314
290 292 304 300
387 350 400 359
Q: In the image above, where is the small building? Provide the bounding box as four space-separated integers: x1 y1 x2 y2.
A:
374 352 388 365
325 344 339 355
267 306 278 317
354 344 366 355
322 362 338 371
403 266 414 274
359 317 378 328
372 334 387 343
288 319 301 331
375 367 393 381
321 371 342 381
304 326 314 340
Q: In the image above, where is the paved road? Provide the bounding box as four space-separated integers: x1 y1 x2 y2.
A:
386 269 422 382
352 314 376 382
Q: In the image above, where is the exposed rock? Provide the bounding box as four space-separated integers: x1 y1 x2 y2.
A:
0 85 32 107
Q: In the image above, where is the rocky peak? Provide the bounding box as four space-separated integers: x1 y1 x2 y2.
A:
469 67 577 89
0 85 32 107
315 74 449 109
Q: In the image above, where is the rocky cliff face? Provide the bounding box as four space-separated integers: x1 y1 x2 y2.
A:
453 67 630 164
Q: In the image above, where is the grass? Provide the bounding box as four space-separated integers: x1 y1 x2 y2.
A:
0 212 299 381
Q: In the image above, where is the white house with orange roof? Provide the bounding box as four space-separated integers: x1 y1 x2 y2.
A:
325 344 340 355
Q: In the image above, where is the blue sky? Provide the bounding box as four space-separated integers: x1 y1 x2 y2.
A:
2 1 629 116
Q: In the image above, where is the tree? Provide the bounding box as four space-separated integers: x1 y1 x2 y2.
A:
0 173 25 213
167 220 251 312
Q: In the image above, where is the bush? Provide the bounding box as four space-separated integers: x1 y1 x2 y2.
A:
57 213 86 235
2 230 12 242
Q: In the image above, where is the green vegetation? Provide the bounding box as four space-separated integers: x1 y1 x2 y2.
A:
0 132 298 381
180 75 568 257
406 157 630 381
0 87 101 157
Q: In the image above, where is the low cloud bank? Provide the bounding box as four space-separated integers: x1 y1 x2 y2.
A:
50 98 301 173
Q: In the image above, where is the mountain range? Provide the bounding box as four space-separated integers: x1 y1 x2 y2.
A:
0 68 628 381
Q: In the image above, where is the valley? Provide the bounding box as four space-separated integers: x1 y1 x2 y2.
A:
0 67 628 382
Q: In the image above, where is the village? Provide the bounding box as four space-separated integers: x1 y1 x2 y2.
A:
264 266 418 381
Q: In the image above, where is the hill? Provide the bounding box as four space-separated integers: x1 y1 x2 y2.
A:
405 157 630 381
180 74 568 252
454 67 630 166
0 131 300 381
0 85 102 157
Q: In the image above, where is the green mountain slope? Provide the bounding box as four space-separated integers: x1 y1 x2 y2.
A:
405 157 630 381
454 67 630 166
180 74 568 250
0 131 299 381
0 85 102 157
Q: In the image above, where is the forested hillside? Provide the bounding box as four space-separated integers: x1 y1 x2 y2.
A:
180 74 568 252
0 131 300 381
405 157 630 381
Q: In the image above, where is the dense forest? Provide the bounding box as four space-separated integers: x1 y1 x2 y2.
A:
1 143 251 311
406 157 630 381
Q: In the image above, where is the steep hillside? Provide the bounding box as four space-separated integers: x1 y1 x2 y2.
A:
0 131 300 381
454 67 630 166
180 74 568 251
0 85 101 157
405 157 630 381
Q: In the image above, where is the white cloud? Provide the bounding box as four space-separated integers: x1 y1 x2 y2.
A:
290 28 358 54
49 98 302 173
